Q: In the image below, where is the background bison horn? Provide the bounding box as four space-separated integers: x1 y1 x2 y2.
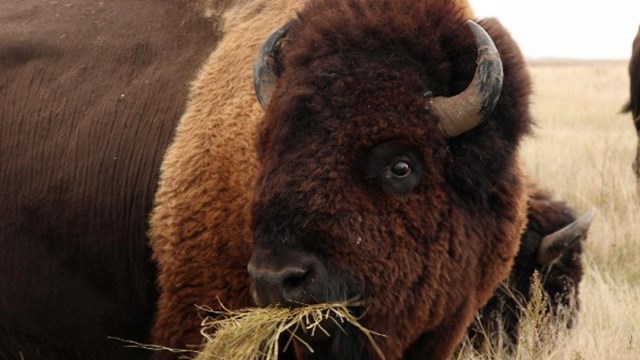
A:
537 208 596 265
254 22 291 109
430 20 504 138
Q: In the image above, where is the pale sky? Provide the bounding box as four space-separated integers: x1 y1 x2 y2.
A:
469 0 640 60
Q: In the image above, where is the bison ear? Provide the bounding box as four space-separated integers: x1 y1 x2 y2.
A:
253 22 292 109
537 208 595 266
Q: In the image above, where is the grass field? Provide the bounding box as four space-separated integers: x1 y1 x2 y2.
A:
457 60 640 359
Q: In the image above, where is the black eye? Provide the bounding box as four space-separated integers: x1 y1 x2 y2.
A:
391 161 411 177
366 139 423 195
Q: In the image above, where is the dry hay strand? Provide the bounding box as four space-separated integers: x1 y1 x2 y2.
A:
193 300 386 360
456 270 576 359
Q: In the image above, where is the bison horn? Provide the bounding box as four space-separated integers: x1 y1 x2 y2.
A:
536 209 595 266
254 22 291 109
430 20 504 138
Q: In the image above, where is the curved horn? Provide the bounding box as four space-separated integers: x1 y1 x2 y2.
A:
430 20 504 138
537 209 595 266
253 23 291 109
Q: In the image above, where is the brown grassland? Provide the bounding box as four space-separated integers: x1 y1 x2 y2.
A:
457 60 640 359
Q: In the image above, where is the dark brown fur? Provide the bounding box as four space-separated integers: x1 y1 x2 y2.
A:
0 1 219 359
250 0 532 359
624 25 640 179
469 182 586 347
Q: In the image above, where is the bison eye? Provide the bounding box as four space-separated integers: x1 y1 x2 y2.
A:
390 161 411 177
366 139 423 195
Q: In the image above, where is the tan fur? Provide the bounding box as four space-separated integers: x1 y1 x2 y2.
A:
455 0 475 19
150 0 481 353
150 0 305 351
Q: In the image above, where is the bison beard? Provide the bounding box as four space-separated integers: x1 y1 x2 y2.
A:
149 0 533 359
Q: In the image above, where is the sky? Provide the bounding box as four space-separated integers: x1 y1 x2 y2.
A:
469 0 640 60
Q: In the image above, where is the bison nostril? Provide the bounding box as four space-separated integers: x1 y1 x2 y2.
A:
247 264 315 305
283 269 311 291
248 251 327 306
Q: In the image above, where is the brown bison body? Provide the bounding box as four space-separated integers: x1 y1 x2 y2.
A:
0 1 218 358
151 0 532 359
470 182 592 347
624 25 640 179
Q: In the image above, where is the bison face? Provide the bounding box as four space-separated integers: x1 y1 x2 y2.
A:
250 99 454 358
247 2 527 359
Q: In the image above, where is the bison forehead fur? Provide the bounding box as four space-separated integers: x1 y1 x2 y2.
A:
150 0 532 359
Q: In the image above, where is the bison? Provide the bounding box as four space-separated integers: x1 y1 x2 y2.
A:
150 0 534 359
623 25 640 180
469 182 594 348
0 1 220 359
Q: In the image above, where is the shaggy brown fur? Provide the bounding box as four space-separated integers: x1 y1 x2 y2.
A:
0 1 218 359
469 182 588 347
149 1 307 356
623 25 640 180
150 0 532 359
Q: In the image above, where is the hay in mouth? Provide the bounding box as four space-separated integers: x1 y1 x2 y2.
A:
193 300 386 360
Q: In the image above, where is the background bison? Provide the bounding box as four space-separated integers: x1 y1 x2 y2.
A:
623 25 640 180
470 182 593 348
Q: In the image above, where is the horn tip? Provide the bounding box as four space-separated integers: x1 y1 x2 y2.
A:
579 208 596 225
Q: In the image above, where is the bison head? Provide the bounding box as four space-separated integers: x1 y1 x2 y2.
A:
246 0 532 358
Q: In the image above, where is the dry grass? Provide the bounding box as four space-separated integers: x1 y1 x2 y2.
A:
524 60 640 284
457 271 570 360
458 60 640 359
193 301 385 360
